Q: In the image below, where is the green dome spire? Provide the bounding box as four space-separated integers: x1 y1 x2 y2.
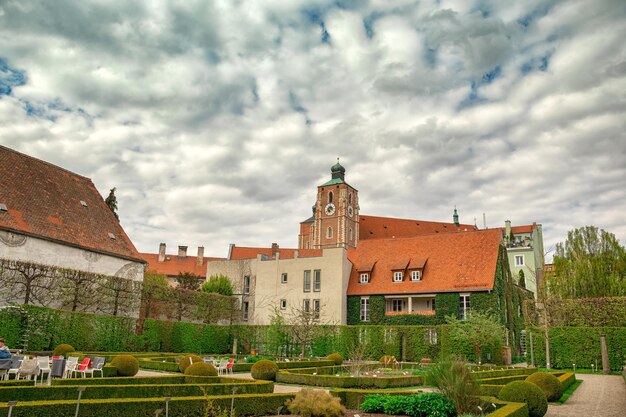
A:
331 158 345 174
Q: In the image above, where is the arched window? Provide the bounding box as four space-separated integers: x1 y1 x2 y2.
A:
328 191 333 204
348 193 352 205
349 228 353 241
327 226 333 239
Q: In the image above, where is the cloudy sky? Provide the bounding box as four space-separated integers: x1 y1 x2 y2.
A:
1 0 625 260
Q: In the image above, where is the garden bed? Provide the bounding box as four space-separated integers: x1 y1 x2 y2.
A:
277 365 423 388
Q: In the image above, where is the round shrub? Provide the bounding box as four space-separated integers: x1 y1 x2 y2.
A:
498 380 548 417
53 344 75 357
110 355 139 377
178 354 203 373
251 359 278 381
184 362 218 377
327 352 343 365
526 372 563 402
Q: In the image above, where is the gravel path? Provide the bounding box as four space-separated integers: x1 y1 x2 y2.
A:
546 374 626 417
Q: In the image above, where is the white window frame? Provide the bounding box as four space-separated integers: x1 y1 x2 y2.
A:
410 270 421 281
303 270 311 292
460 293 471 320
281 273 288 284
391 299 404 312
280 299 287 310
360 297 369 322
393 271 403 282
313 269 321 292
515 255 524 266
359 273 369 283
313 299 320 320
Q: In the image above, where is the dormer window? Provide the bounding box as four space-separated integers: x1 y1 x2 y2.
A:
410 270 422 281
360 273 369 283
393 271 403 282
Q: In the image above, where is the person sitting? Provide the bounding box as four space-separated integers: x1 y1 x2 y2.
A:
0 338 11 359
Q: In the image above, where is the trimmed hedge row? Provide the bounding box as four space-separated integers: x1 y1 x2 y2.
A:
528 326 626 370
330 388 423 409
555 372 576 391
0 380 273 402
137 357 336 373
483 398 529 417
0 393 295 417
276 366 422 388
0 380 35 387
52 375 254 386
472 368 537 379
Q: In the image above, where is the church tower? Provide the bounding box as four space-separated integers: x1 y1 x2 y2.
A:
311 160 359 249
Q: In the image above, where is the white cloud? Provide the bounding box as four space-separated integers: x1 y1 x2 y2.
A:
0 0 625 261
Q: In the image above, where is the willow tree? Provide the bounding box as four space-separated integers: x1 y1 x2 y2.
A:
549 226 626 298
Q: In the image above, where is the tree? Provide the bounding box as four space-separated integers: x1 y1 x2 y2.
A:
518 270 526 288
139 271 169 321
201 275 234 296
175 272 203 291
445 311 505 364
549 226 626 298
105 187 119 220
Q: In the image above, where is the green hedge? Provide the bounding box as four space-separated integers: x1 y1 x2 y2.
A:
0 380 273 402
0 393 294 417
52 375 257 386
0 380 35 387
276 366 422 388
330 389 424 409
477 375 530 385
555 372 576 391
528 326 626 370
483 398 529 417
473 368 537 379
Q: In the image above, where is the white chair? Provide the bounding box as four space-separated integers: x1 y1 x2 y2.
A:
217 359 228 375
64 357 79 378
4 356 23 380
17 358 39 381
37 356 51 384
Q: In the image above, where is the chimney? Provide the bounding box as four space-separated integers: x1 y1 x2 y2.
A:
227 244 235 260
158 243 166 262
271 243 279 258
197 246 204 265
178 245 188 257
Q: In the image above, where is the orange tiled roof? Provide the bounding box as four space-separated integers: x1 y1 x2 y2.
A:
347 228 502 295
359 215 478 240
0 145 143 263
229 245 322 260
140 253 223 277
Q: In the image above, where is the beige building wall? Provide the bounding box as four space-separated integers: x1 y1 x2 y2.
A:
206 248 352 325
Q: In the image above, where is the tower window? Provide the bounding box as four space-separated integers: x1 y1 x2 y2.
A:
348 193 352 204
327 227 333 239
328 191 333 204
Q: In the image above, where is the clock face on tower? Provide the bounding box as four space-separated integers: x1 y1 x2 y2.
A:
325 203 336 215
348 206 354 217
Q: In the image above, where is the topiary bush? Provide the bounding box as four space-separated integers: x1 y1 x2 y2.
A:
327 353 343 365
498 380 547 417
360 393 456 417
184 362 218 377
251 360 278 381
526 372 563 402
287 388 346 417
178 354 203 373
52 344 75 357
110 355 139 377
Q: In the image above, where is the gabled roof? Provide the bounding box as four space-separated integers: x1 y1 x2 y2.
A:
347 228 502 295
359 215 478 240
140 253 223 277
0 145 143 263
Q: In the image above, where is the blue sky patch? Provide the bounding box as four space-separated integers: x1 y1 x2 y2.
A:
458 66 502 110
0 58 27 96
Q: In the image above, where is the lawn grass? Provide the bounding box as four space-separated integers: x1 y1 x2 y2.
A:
554 379 583 404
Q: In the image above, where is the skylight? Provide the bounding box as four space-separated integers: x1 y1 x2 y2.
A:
0 203 7 212
80 200 88 207
108 233 116 240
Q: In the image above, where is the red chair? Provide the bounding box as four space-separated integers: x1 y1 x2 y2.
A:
226 358 235 374
74 358 91 378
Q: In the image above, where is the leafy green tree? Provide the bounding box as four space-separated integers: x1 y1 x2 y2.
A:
104 187 119 219
445 311 505 364
175 272 202 291
518 270 525 288
550 226 626 298
201 274 234 296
